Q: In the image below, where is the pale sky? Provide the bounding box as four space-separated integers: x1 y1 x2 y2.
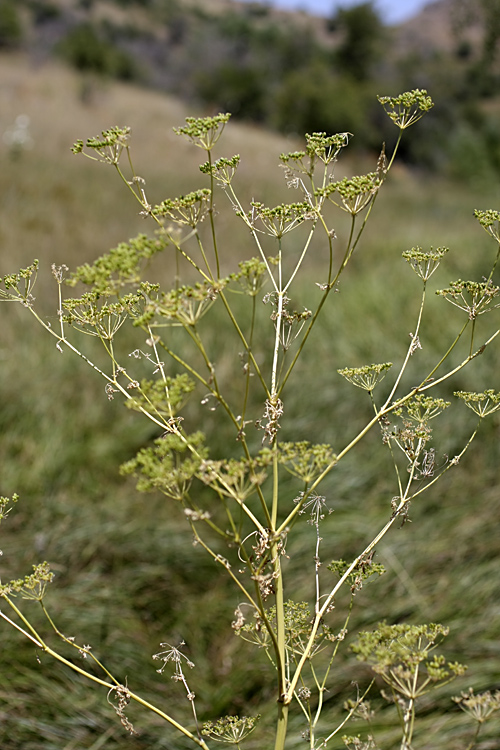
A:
236 0 432 25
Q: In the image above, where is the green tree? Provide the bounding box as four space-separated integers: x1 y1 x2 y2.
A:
57 23 138 81
196 64 266 121
273 62 375 145
0 0 22 49
330 1 386 82
454 0 500 96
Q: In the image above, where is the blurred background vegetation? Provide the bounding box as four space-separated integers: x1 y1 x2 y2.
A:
3 0 500 177
1 0 500 748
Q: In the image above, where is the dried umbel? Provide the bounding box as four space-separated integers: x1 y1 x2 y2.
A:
453 687 500 724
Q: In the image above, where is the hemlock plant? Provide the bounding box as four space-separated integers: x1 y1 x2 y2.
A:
1 89 500 749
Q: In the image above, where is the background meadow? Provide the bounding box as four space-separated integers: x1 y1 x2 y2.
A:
1 40 500 750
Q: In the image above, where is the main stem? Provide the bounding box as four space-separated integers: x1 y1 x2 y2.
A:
272 443 289 750
274 701 289 750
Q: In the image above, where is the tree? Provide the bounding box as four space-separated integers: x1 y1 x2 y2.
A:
330 1 386 82
0 0 22 49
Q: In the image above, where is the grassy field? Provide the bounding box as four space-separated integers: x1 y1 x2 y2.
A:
1 54 500 749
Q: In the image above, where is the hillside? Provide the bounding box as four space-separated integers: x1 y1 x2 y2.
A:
0 49 494 282
1 0 500 178
1 0 492 74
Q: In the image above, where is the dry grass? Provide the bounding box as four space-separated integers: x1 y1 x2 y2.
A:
0 53 312 312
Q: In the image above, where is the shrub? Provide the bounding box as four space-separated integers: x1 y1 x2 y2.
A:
0 0 23 49
57 22 138 80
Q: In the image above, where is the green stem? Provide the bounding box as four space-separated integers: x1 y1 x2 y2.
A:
280 316 490 534
218 288 269 396
318 680 375 746
0 607 208 748
195 231 214 280
385 281 427 406
284 487 413 704
271 242 284 398
283 223 317 293
284 424 479 702
385 129 403 172
207 151 221 278
189 523 260 609
485 242 500 284
270 449 287 700
273 701 289 750
41 601 120 686
278 283 331 397
415 318 470 390
469 318 476 358
239 294 257 428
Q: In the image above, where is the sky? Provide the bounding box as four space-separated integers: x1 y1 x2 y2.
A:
236 0 432 25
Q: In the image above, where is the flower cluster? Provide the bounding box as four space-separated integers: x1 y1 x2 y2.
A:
402 246 449 281
236 600 337 657
454 389 500 417
0 493 18 524
436 279 500 319
230 257 268 296
351 622 466 696
120 431 207 501
125 373 195 420
328 172 382 215
199 154 240 185
71 126 131 164
152 189 212 227
453 687 500 724
378 89 434 129
385 395 449 476
152 641 195 675
280 132 350 177
238 201 312 238
202 714 260 744
474 208 500 242
305 131 351 163
328 555 385 594
68 234 167 294
338 363 392 392
62 292 129 339
1 260 39 308
173 113 231 151
342 735 378 750
152 280 227 326
1 562 54 601
198 453 271 503
278 441 336 484
394 394 450 424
